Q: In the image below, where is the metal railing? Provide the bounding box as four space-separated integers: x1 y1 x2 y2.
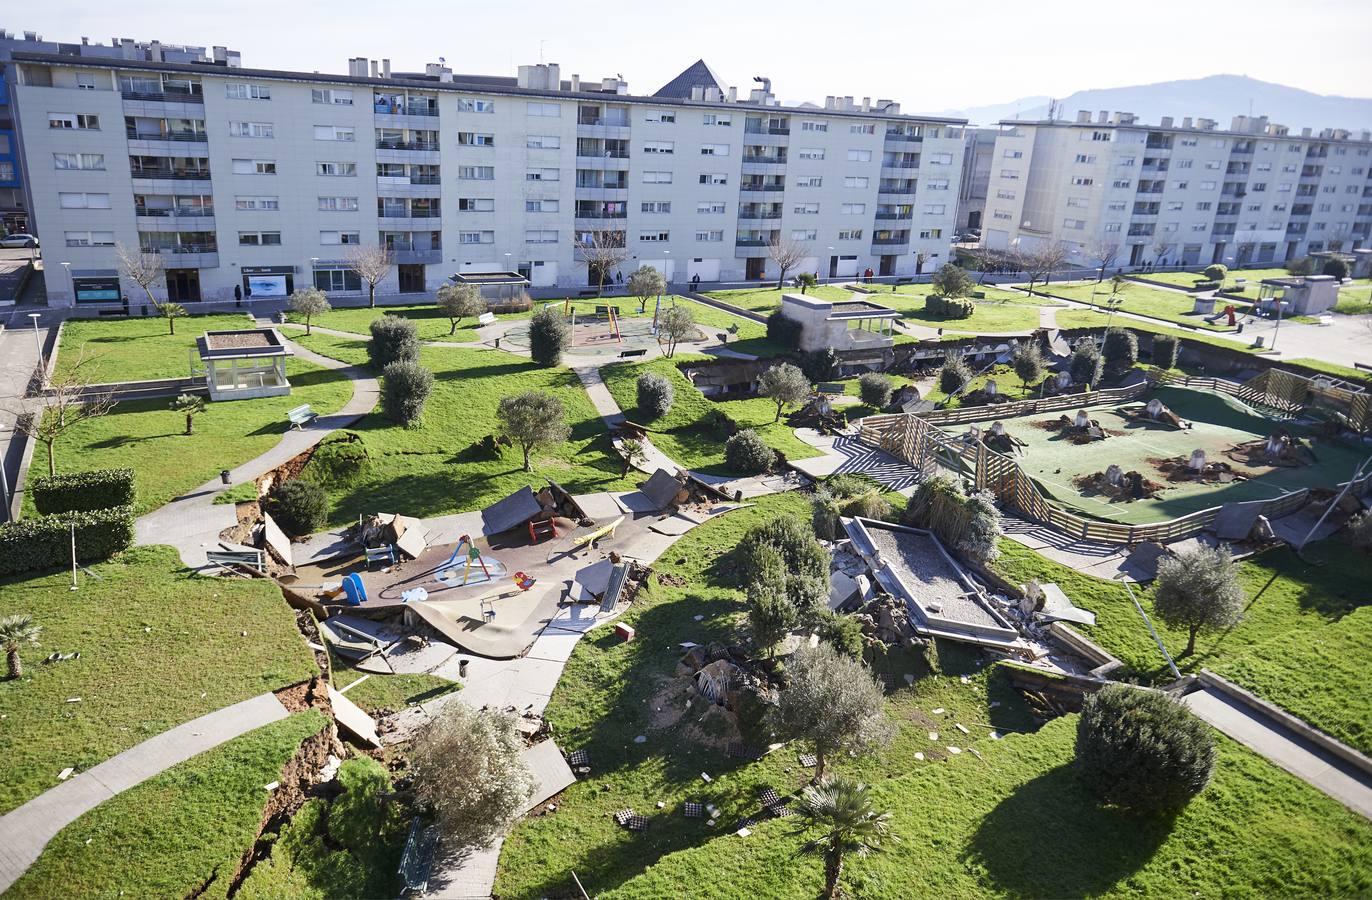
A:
126 130 207 142
130 169 211 180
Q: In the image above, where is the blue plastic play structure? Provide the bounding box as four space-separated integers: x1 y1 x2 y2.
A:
341 572 367 606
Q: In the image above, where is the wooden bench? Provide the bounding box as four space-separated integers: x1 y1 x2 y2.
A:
618 348 648 358
476 311 496 326
287 404 318 429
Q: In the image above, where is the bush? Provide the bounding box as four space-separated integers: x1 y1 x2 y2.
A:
1286 256 1315 276
938 355 971 395
857 373 893 409
1348 510 1372 552
1151 334 1180 370
811 490 842 542
959 490 1001 564
925 294 946 316
701 407 736 435
1102 328 1138 377
262 479 328 537
725 428 774 475
1192 280 1221 292
814 610 865 658
736 515 829 585
1076 684 1215 812
1322 257 1350 280
1202 263 1228 282
798 348 838 383
31 468 135 514
931 263 974 299
528 305 570 367
636 372 675 420
766 310 803 351
1070 338 1103 385
943 297 975 319
825 473 881 500
380 360 433 427
367 316 419 368
838 492 894 522
0 505 135 575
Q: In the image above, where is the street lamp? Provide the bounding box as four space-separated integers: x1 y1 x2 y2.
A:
60 261 72 304
27 312 41 360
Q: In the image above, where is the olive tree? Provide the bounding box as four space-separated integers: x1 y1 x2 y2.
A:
497 391 570 472
1011 341 1045 393
758 362 810 422
657 305 695 358
937 353 971 396
774 643 893 781
628 266 666 314
1153 545 1246 656
346 244 393 309
435 282 486 335
289 286 331 335
931 263 974 299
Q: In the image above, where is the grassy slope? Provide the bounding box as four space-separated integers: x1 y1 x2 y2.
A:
599 357 820 474
10 712 327 899
0 546 317 814
1334 283 1371 314
29 357 353 516
495 492 1037 898
605 716 1371 900
53 313 258 383
875 283 1049 333
1040 280 1236 331
702 284 852 315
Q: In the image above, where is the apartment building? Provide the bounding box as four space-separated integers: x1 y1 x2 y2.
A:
7 42 966 307
981 111 1372 269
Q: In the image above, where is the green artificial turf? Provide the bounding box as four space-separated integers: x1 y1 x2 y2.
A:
1037 280 1237 332
28 357 354 516
11 712 328 898
0 545 317 814
54 313 260 383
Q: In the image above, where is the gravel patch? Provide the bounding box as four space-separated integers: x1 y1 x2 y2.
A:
867 527 1000 628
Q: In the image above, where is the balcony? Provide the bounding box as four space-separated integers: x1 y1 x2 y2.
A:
744 124 790 135
874 212 913 220
131 168 211 180
871 237 910 246
373 102 438 117
126 129 207 142
377 139 440 151
573 210 627 220
735 237 769 247
739 182 785 192
884 131 922 142
391 248 442 264
881 160 919 169
121 89 203 103
742 154 787 165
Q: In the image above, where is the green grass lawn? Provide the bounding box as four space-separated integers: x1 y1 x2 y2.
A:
54 313 258 383
1334 283 1372 315
603 715 1371 899
928 363 1047 408
298 345 637 527
0 545 317 814
11 711 328 899
702 284 852 315
600 357 820 475
495 492 1038 898
1039 280 1237 331
28 357 354 516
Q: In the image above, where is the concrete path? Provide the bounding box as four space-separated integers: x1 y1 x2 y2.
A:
0 692 289 893
0 320 49 521
134 337 380 568
790 427 925 494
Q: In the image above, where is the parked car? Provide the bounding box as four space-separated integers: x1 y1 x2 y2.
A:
0 233 39 248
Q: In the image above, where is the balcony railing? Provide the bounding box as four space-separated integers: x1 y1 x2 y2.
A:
374 103 439 117
121 89 203 103
573 210 627 219
126 129 207 142
131 169 211 180
879 186 917 195
377 139 440 151
739 183 785 192
882 161 919 169
738 211 782 219
742 155 787 164
135 207 214 217
141 243 217 254
578 116 630 128
576 151 630 160
379 210 442 218
874 212 913 220
408 175 441 185
735 238 769 247
884 132 922 142
392 248 443 264
744 125 790 135
871 237 909 246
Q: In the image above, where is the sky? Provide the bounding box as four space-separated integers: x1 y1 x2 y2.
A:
10 0 1372 113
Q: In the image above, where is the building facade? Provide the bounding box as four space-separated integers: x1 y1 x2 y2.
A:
981 111 1372 269
8 43 966 307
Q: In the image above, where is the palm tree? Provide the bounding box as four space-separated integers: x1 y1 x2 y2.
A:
170 393 207 435
793 777 893 899
1 614 41 679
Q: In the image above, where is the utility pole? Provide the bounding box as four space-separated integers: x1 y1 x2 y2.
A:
1118 576 1180 679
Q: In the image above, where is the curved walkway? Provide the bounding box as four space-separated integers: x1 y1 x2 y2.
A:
0 692 289 893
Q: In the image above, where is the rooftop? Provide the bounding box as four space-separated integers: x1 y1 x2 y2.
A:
196 328 289 359
998 111 1372 145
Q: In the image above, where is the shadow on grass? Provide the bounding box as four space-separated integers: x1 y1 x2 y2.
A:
964 763 1173 897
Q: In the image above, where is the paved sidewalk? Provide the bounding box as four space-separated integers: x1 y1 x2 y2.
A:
0 692 289 893
0 321 48 520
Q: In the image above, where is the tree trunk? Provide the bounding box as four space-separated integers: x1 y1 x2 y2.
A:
449 319 458 336
168 316 175 335
369 283 376 309
522 444 532 472
823 850 843 899
814 748 827 782
7 648 21 680
1184 627 1197 657
45 441 55 477
774 402 783 423
306 318 313 336
185 413 194 435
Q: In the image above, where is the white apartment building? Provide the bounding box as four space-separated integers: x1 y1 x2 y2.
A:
981 111 1372 269
8 46 966 307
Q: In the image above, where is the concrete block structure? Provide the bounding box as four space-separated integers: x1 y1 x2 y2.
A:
778 292 896 351
1257 274 1339 316
193 327 291 400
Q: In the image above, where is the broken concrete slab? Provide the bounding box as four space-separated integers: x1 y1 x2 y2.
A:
612 491 661 516
828 571 859 611
574 559 615 597
1213 499 1267 542
574 492 624 523
482 486 544 536
385 639 458 675
328 686 381 748
649 515 698 536
641 468 686 510
261 512 294 568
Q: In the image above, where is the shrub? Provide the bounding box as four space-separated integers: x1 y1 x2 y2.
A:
766 311 804 351
838 492 894 522
1192 280 1221 292
0 505 135 575
736 515 829 585
1102 328 1138 377
31 467 135 514
497 391 570 472
942 297 975 319
1011 341 1046 391
263 479 328 537
1151 334 1180 370
528 305 570 367
1348 510 1372 552
938 354 971 395
1322 257 1350 280
636 372 675 420
1076 684 1215 812
903 476 999 564
725 428 773 475
1070 338 1104 385
959 490 1001 564
1202 263 1228 282
367 315 419 368
825 473 881 500
380 360 433 426
925 294 946 317
786 573 831 625
814 610 865 658
811 490 842 542
857 373 893 409
1286 256 1315 276
747 579 797 657
798 348 838 383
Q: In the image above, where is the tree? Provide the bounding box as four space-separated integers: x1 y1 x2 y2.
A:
1088 239 1121 282
725 428 774 474
748 580 798 657
368 316 420 368
115 242 165 308
931 263 974 299
857 373 893 409
657 305 695 358
1070 338 1103 386
411 703 535 851
774 643 893 781
1322 257 1350 280
736 514 830 585
262 479 328 536
1152 241 1174 266
1153 545 1245 656
1203 263 1228 283
577 230 628 298
636 372 674 419
793 777 893 900
497 391 570 472
1101 328 1139 379
435 282 485 335
1011 241 1068 298
1 614 40 680
289 286 331 336
1076 684 1215 812
159 301 187 335
1286 256 1315 276
8 353 115 477
528 305 570 367
346 244 393 309
628 266 666 314
758 362 810 422
794 272 818 294
768 236 811 288
170 393 206 435
1103 275 1129 331
380 360 434 426
1011 341 1045 393
937 353 971 396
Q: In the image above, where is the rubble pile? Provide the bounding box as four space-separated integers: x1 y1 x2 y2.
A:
787 395 849 434
1036 409 1109 444
1073 464 1164 502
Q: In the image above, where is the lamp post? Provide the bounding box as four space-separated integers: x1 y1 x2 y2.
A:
27 312 41 360
0 423 11 523
60 261 72 305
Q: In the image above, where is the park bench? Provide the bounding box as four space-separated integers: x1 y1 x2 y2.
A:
618 348 648 358
365 545 396 569
476 311 496 326
287 404 318 430
577 288 599 298
398 817 439 894
816 382 846 395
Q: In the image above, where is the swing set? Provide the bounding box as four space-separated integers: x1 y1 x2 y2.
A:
558 298 623 343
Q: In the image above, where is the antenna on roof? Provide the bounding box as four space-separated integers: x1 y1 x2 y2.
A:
539 39 545 64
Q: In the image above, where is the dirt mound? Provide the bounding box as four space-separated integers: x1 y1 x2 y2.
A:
1073 470 1165 502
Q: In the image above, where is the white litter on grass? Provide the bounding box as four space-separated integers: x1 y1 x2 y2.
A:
928 731 938 741
989 700 1001 709
707 818 717 826
946 746 962 755
65 697 81 703
57 767 74 781
693 615 704 621
736 827 752 837
969 748 985 761
264 781 280 791
914 752 925 762
680 642 699 649
656 801 666 809
932 707 944 715
990 731 1002 740
701 772 712 783
960 676 970 684
955 723 970 735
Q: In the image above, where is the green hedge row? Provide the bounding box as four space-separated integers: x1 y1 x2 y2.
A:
925 294 975 319
0 506 136 576
32 468 136 515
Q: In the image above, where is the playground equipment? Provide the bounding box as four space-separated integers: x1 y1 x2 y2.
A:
436 535 509 587
560 298 623 343
570 515 625 551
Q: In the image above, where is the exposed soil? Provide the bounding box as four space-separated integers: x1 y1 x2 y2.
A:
1033 415 1112 444
1150 456 1247 484
1072 470 1166 503
1224 437 1313 471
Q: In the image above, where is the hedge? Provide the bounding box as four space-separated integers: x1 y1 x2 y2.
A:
0 505 136 575
765 311 803 351
925 294 974 319
31 468 136 515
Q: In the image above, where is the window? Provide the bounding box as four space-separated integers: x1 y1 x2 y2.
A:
918 228 943 239
925 178 950 190
1066 197 1088 208
64 230 115 247
526 167 559 181
1251 182 1267 192
320 231 361 245
311 88 353 105
841 203 866 214
699 173 728 185
53 153 104 170
795 175 822 187
1195 201 1213 211
1117 157 1136 167
235 196 280 210
1001 169 1021 180
75 73 97 90
793 203 820 215
231 121 275 138
837 229 863 240
58 192 110 209
1103 223 1122 232
1176 159 1194 169
1112 179 1132 188
700 143 729 155
1003 149 1023 159
459 165 495 180
697 201 726 214
791 229 817 241
1062 218 1085 230
227 82 272 100
643 170 673 184
923 204 947 215
801 120 828 132
993 210 1012 221
929 152 954 165
641 201 672 213
639 231 669 242
1107 200 1127 211
525 230 558 243
526 135 560 149
1166 201 1183 211
458 198 495 211
525 101 558 116
459 132 496 147
643 140 675 154
1090 131 1111 142
1200 180 1216 190
314 161 354 176
48 112 99 130
850 123 875 134
702 113 731 126
526 199 559 212
696 229 724 242
1069 176 1092 185
844 176 869 188
238 230 282 246
798 148 824 160
1204 160 1221 170
847 149 872 162
1210 139 1227 149
1179 137 1198 147
1074 154 1096 163
315 268 362 291
317 196 359 211
1191 223 1208 232
234 158 277 174
453 98 492 114
1247 203 1263 212
1278 182 1293 192
459 230 495 244
996 189 1016 200
645 110 676 123
1255 162 1271 172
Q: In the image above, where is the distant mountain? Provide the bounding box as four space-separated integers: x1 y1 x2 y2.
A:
943 75 1372 133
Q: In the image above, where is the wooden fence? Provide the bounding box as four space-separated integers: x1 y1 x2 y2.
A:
912 382 1150 428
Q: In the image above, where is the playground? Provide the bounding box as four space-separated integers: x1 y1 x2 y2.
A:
959 385 1369 525
500 298 711 357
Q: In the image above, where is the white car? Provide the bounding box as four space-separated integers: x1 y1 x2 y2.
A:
0 233 39 249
